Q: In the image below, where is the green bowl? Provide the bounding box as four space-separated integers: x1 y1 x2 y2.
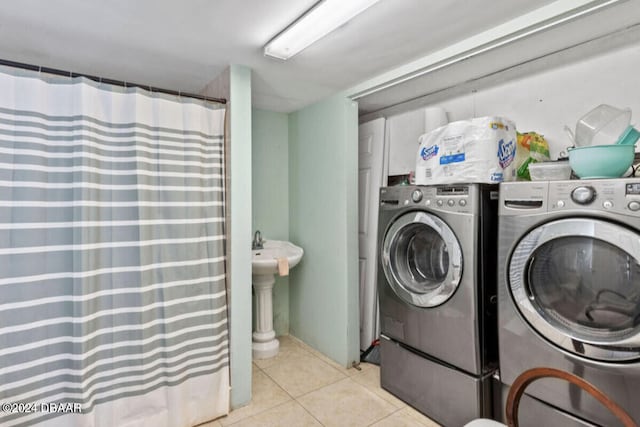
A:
569 145 635 179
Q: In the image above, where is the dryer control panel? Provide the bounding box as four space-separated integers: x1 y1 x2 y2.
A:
549 179 640 215
626 183 640 212
500 178 640 217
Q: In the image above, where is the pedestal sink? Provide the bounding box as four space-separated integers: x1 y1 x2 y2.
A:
252 239 304 359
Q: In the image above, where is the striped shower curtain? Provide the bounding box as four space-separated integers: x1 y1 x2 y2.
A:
0 70 229 427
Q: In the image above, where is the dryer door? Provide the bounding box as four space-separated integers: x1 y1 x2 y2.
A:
509 217 640 361
381 211 463 308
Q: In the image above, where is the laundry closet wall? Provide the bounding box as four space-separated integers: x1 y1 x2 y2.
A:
288 94 360 368
367 29 640 164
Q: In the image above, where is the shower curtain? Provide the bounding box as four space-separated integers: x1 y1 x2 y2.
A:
0 70 229 427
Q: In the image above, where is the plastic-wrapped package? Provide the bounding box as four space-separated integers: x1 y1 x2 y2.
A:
415 116 517 185
515 132 551 180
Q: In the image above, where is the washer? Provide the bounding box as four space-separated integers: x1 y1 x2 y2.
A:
498 179 640 426
377 184 499 427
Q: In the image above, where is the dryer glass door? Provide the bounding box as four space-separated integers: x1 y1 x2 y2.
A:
381 211 463 308
509 218 640 361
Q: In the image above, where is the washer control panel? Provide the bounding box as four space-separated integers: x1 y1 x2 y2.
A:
379 185 480 214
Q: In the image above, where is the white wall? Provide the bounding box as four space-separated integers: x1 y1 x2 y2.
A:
438 40 640 159
386 112 425 176
377 33 640 167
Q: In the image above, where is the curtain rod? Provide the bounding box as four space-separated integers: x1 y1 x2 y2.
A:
0 58 227 105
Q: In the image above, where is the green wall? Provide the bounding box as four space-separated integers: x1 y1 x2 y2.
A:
288 94 360 367
229 65 252 408
226 68 359 408
251 108 290 336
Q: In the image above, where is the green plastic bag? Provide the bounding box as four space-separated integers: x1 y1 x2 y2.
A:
516 132 551 180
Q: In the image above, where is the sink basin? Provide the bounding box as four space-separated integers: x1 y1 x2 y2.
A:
252 240 304 276
250 239 304 359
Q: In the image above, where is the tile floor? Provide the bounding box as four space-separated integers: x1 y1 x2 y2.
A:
199 335 442 427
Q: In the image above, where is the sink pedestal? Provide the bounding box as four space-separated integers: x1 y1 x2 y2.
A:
251 239 303 359
252 273 279 359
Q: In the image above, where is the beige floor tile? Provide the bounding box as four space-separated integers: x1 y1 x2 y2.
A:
253 335 314 370
262 351 347 397
194 420 223 427
400 407 442 427
227 401 322 427
287 334 372 376
370 407 442 427
351 361 378 375
297 377 397 427
351 365 407 409
219 369 291 426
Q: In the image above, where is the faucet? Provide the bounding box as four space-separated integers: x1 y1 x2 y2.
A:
252 230 264 250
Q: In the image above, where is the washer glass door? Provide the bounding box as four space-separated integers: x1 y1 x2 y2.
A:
382 211 463 307
509 218 640 361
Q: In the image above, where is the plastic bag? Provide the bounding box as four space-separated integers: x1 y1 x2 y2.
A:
515 132 551 180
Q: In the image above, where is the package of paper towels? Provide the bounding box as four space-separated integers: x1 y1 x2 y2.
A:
415 116 517 185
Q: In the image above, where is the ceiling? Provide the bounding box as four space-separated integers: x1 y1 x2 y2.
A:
0 0 569 112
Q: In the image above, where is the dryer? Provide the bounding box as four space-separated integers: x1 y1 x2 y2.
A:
377 184 499 427
498 179 640 426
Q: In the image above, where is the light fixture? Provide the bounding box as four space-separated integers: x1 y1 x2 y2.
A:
349 0 627 99
264 0 381 60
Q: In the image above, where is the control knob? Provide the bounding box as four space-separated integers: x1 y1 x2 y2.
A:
571 186 596 205
411 189 423 203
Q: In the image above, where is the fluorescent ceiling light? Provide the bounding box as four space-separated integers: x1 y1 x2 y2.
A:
264 0 381 60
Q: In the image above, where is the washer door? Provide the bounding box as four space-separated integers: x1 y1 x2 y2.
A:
509 218 640 361
381 211 463 308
